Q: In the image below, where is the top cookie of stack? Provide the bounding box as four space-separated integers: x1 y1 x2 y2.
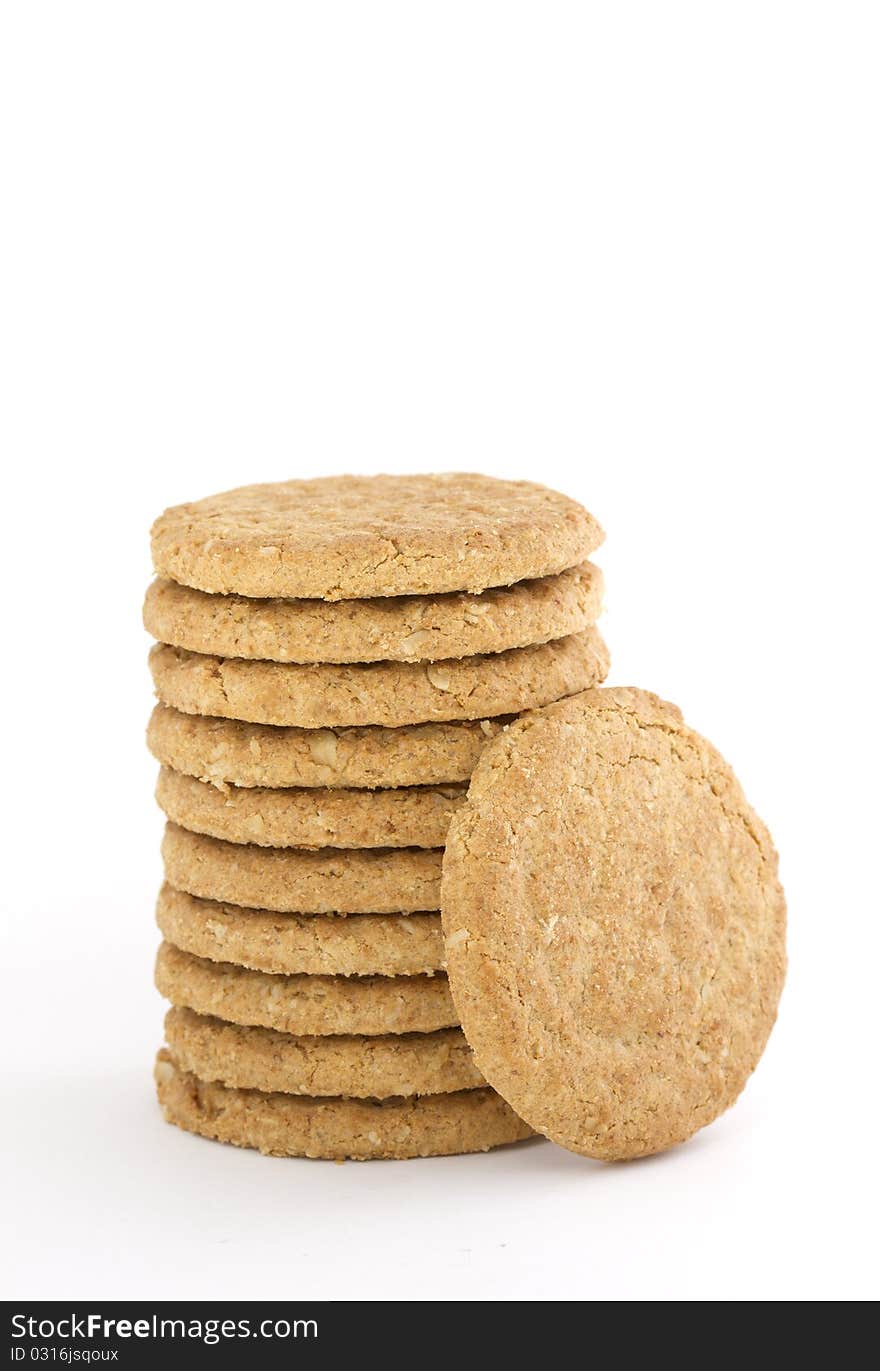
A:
145 473 608 1160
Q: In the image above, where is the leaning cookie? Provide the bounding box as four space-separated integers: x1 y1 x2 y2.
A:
148 628 610 728
143 562 603 664
164 1007 483 1097
155 942 458 1036
442 686 787 1161
155 1053 534 1159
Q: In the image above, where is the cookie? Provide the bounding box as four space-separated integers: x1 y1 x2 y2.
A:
441 687 787 1162
143 562 604 665
162 823 441 914
155 941 457 1035
164 1006 483 1097
147 704 507 790
150 473 603 601
149 628 610 728
157 885 445 977
155 1052 534 1159
156 766 464 850
147 704 507 792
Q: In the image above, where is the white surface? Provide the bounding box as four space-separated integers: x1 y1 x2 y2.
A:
1 2 877 1302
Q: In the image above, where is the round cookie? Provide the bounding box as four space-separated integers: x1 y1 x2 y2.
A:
150 473 603 601
155 1052 535 1160
441 687 787 1162
156 766 464 850
162 823 441 914
143 562 604 664
164 1006 483 1097
157 885 445 977
147 704 508 790
155 941 457 1035
149 628 610 728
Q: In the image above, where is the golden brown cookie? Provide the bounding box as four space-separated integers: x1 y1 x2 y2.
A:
157 885 445 977
155 1051 534 1159
150 474 603 600
143 562 603 664
156 766 464 850
162 823 441 914
147 704 508 790
149 628 609 728
155 941 457 1035
164 1006 483 1097
442 687 787 1162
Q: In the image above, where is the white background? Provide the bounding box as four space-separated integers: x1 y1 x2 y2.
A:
1 2 877 1302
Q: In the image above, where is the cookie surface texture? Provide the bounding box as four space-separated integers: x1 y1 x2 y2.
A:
150 473 603 600
441 686 787 1161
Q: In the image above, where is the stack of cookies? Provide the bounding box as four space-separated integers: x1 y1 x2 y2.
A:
144 474 608 1160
